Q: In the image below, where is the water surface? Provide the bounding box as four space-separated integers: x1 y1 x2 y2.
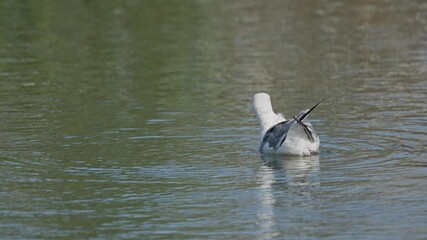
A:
0 1 426 239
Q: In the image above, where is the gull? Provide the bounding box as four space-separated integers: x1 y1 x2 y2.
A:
253 93 325 156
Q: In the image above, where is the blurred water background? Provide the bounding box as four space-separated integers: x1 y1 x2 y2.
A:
0 0 426 239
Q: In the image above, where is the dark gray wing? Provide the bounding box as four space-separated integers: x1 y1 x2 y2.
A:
295 97 326 122
292 116 315 142
259 120 292 153
291 97 325 142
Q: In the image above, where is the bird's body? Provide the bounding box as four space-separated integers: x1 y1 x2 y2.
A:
253 93 323 156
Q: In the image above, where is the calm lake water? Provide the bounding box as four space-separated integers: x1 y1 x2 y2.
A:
1 1 426 239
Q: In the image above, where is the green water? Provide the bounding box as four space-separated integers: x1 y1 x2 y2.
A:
1 1 426 239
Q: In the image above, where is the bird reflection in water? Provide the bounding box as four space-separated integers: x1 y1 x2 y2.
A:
255 154 320 239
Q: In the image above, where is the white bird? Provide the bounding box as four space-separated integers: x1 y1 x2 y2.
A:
253 93 325 156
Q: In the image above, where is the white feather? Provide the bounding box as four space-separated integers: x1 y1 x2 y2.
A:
253 93 286 137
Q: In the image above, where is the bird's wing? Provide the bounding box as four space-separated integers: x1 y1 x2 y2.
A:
292 116 315 142
291 97 325 142
260 120 292 153
295 97 326 122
